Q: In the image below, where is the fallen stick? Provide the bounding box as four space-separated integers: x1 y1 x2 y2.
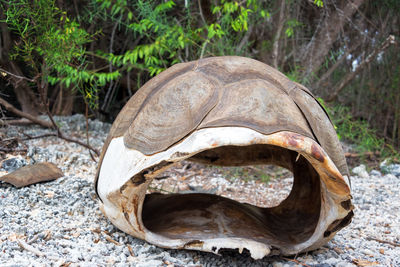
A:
17 239 44 257
17 239 65 262
0 96 100 158
344 151 380 158
0 119 35 126
0 97 53 129
0 147 27 153
366 237 400 247
104 233 122 246
27 233 40 244
127 244 135 256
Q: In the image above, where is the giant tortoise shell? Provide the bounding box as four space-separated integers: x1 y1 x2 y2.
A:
95 56 353 259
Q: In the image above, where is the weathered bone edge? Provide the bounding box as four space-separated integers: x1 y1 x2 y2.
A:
97 128 353 260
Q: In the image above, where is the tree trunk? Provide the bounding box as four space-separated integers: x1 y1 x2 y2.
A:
51 85 76 115
299 0 365 77
271 0 286 68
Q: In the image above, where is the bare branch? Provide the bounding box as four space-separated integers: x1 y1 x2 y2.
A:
85 102 97 162
271 0 285 68
315 42 362 89
0 97 100 157
0 67 35 83
326 35 396 102
198 0 207 26
366 236 400 247
0 97 53 128
236 25 254 54
17 239 64 262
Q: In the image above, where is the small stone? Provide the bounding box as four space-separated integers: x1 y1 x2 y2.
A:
336 262 354 267
386 164 400 177
352 164 369 178
1 157 27 172
370 170 381 177
361 248 374 256
136 260 163 267
323 257 339 265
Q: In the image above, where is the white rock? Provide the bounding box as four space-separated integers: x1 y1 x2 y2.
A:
370 170 381 177
352 164 369 178
323 257 339 265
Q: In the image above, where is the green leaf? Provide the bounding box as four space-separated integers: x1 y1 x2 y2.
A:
314 0 324 7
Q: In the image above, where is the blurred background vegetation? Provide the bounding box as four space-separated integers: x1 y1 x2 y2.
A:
0 0 399 160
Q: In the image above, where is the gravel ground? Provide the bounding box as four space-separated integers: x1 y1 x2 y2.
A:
1 114 399 266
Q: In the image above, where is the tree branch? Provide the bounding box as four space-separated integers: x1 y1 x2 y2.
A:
326 35 396 101
271 0 285 68
198 0 208 26
0 96 100 157
0 97 53 128
37 73 101 157
236 24 254 54
0 67 35 82
315 41 362 89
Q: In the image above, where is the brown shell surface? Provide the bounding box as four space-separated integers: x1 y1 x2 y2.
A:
95 56 348 188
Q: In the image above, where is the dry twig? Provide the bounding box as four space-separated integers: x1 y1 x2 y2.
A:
0 95 100 157
104 234 121 246
17 239 65 262
17 239 45 257
366 237 400 247
0 97 53 128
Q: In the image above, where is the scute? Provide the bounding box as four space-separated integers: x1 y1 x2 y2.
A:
199 79 314 139
124 71 219 155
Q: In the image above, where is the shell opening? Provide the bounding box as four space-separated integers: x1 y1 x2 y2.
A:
98 128 352 259
142 145 320 249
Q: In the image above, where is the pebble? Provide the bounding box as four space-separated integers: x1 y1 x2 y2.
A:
352 164 369 178
370 170 381 177
0 116 399 266
1 157 27 172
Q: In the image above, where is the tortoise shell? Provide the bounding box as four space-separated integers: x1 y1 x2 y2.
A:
97 56 347 179
95 56 353 259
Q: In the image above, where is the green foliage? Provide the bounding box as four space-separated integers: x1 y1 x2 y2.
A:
285 65 315 86
94 0 265 79
285 19 302 38
2 0 268 112
3 0 119 108
314 0 324 8
318 98 399 159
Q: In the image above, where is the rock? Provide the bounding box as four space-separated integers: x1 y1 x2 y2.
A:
370 170 381 177
323 257 339 265
380 159 400 177
136 260 163 267
0 162 63 187
1 157 27 172
352 164 369 178
386 164 400 178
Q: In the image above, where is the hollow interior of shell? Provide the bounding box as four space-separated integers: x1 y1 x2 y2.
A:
98 127 353 260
